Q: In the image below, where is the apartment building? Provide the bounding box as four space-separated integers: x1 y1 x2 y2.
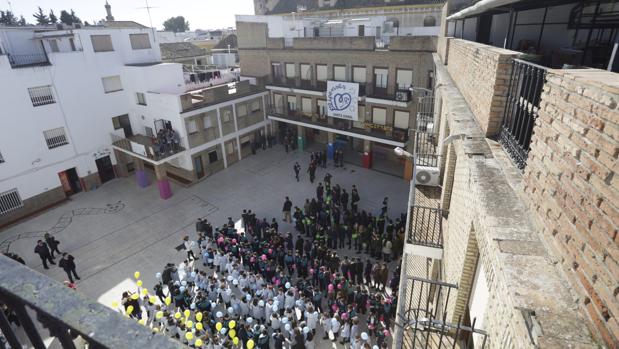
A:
237 1 443 176
394 1 618 348
0 24 269 228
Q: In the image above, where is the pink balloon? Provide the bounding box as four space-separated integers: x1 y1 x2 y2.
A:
337 283 342 289
250 257 255 263
261 254 267 261
328 284 334 292
218 237 224 244
309 269 314 274
268 249 273 254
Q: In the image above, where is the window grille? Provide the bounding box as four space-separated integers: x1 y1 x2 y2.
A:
28 86 55 107
0 189 23 215
43 127 69 149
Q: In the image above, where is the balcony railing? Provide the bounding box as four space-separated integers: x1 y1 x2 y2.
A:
7 53 50 68
111 133 186 162
0 255 182 349
499 59 547 171
267 107 408 143
413 130 440 167
407 205 445 248
266 76 367 95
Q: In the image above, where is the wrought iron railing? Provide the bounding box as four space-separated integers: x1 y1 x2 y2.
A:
399 277 488 349
110 133 186 162
499 59 547 170
413 130 439 167
407 205 445 248
7 53 50 68
0 255 182 349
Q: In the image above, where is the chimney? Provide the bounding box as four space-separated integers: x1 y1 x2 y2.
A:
105 1 115 21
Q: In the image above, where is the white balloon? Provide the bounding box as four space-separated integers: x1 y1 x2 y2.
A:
373 346 379 349
181 280 187 286
303 327 310 334
281 317 288 324
247 317 253 324
190 272 196 278
272 304 278 312
361 332 369 341
155 272 162 279
284 323 291 331
216 311 223 318
285 282 291 289
245 294 251 301
227 307 234 314
258 300 265 307
233 279 239 285
179 286 186 292
190 303 196 310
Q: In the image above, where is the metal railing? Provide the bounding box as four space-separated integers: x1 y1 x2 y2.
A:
110 133 186 162
7 53 50 68
499 59 547 170
407 205 445 248
0 255 183 349
413 130 439 168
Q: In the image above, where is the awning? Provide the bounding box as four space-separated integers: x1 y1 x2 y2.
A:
447 0 523 21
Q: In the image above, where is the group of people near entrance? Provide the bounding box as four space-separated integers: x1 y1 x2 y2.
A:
113 167 404 349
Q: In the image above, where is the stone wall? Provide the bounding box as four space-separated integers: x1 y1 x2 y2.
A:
236 22 268 49
388 36 437 52
431 54 596 348
446 39 520 137
524 69 619 347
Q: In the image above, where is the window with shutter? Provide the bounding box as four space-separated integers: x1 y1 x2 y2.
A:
301 64 311 81
353 67 366 83
203 115 213 129
302 98 312 114
287 96 297 111
285 63 296 78
396 69 413 90
316 65 327 81
237 104 248 117
91 35 114 52
334 65 346 81
187 119 198 134
317 100 326 117
102 76 123 93
130 33 151 49
394 110 410 129
374 68 388 88
372 107 387 125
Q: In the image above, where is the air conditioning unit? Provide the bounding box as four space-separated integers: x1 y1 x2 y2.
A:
395 90 410 102
415 165 440 187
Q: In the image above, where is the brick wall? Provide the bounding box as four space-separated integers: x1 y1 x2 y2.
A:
446 39 520 137
292 37 375 51
524 69 619 347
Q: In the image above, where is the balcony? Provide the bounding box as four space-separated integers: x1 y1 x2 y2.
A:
0 255 182 349
111 133 186 164
267 107 408 146
7 53 50 68
180 80 266 112
265 76 367 96
366 88 412 107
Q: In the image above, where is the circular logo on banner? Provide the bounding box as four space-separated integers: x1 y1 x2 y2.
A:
328 83 353 111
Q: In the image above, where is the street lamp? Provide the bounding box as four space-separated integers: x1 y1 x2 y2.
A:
394 146 413 159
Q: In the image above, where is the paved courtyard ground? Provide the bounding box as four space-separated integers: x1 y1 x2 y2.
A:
1 146 408 348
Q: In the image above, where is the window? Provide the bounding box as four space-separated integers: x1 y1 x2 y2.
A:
43 127 69 149
221 109 232 123
203 115 213 129
0 189 23 215
208 150 218 163
374 68 388 88
102 76 123 93
226 142 235 155
237 104 248 117
302 97 312 114
28 85 55 106
285 63 296 79
136 92 147 106
424 16 437 27
251 100 261 112
394 110 410 129
272 63 283 80
91 35 114 52
273 94 284 113
334 65 346 81
353 66 366 83
49 39 59 53
187 119 198 134
0 150 4 163
316 64 327 81
428 70 435 90
145 126 154 137
396 69 413 90
317 100 326 117
129 33 151 49
69 38 76 51
301 64 312 81
287 95 297 111
372 107 387 125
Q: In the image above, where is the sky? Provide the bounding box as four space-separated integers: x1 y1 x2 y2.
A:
5 0 255 30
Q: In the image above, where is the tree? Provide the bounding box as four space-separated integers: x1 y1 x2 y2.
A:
18 15 27 26
59 9 81 25
49 10 58 24
33 7 50 25
0 10 18 25
70 9 81 24
163 16 189 33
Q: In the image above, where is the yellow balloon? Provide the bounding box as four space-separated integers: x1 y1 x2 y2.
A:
155 311 164 319
184 309 191 318
126 305 134 314
149 296 157 304
185 332 194 340
134 271 141 279
136 280 143 287
174 312 181 319
195 312 203 321
138 319 146 325
153 327 159 333
141 288 148 295
111 301 119 308
233 337 239 345
164 297 171 306
228 329 236 339
215 322 223 331
186 320 193 328
247 339 255 349
228 320 236 329
196 322 203 330
195 339 203 347
131 293 139 300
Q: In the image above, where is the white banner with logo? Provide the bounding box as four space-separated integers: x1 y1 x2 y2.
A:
327 81 359 121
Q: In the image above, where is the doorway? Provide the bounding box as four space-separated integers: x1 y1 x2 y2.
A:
95 156 116 184
358 25 365 36
58 168 82 196
194 155 205 179
115 114 133 138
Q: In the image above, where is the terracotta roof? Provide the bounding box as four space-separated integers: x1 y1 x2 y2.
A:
159 42 207 60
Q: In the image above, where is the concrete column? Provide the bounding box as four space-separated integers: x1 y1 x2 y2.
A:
362 139 372 169
221 142 228 169
134 158 149 188
327 132 334 159
154 164 172 200
297 124 305 151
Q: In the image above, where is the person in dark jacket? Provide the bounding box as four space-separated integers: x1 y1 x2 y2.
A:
34 240 55 269
58 253 80 283
44 233 61 258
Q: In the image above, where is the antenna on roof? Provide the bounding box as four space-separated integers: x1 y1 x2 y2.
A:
6 0 13 13
135 0 158 41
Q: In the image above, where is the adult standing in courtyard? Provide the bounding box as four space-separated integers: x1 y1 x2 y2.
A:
183 236 197 261
283 197 293 223
34 240 55 269
59 253 80 283
44 233 61 258
293 162 301 182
